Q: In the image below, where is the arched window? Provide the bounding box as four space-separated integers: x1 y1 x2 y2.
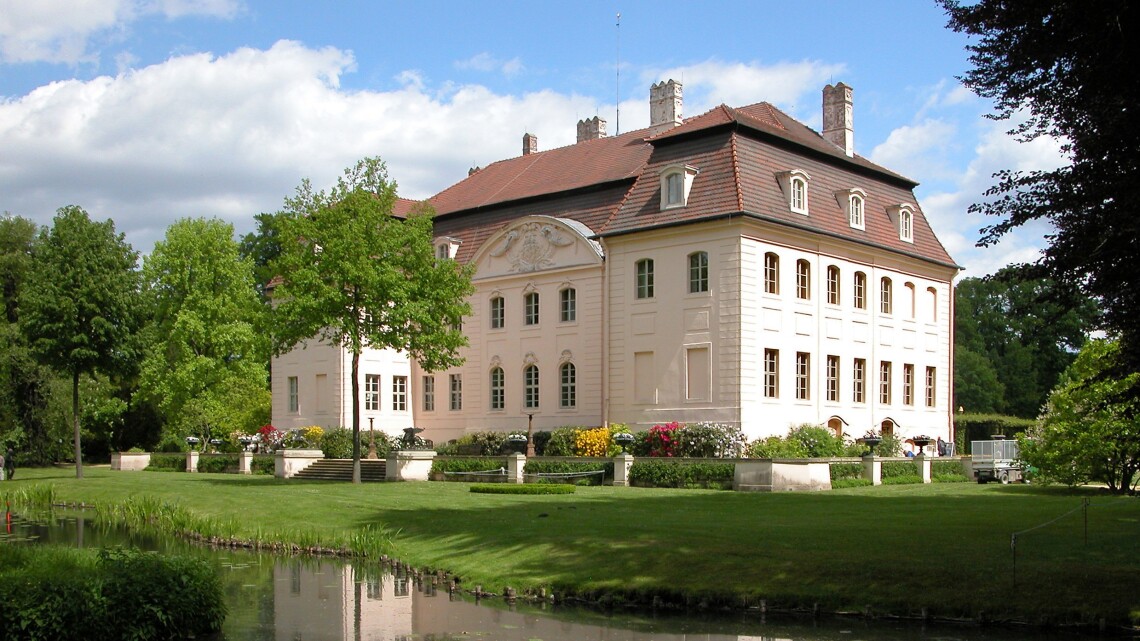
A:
899 208 914 242
880 277 893 315
927 286 938 322
688 251 709 293
524 364 540 409
853 271 867 309
904 282 916 319
489 367 504 411
826 265 841 305
795 259 811 300
764 252 779 295
791 176 807 213
850 194 864 228
636 259 654 299
560 362 576 409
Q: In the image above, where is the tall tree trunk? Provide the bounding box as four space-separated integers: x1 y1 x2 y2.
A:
72 369 83 479
350 350 361 484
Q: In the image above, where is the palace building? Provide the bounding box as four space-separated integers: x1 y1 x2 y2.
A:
271 81 959 446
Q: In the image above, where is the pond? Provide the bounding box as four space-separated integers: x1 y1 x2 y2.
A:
1 510 1092 641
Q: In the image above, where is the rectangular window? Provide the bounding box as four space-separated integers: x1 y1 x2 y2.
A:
903 364 914 406
524 292 539 325
560 288 576 322
636 259 654 299
879 361 892 405
763 349 779 399
667 172 684 205
796 260 810 300
288 376 299 413
764 253 779 295
392 375 407 411
490 296 504 329
490 368 504 410
826 355 839 402
524 365 540 409
925 366 937 408
315 374 328 412
795 352 810 400
365 374 381 411
449 374 462 411
689 252 709 294
686 346 710 401
560 363 576 409
422 376 435 412
852 358 866 403
635 351 656 403
826 266 840 305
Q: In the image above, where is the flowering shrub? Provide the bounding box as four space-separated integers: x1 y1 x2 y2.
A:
544 427 581 457
574 426 614 457
644 422 682 457
257 425 283 451
301 426 325 446
675 422 748 458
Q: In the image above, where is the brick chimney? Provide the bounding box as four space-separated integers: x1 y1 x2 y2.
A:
522 132 538 155
822 83 854 157
649 79 683 135
576 116 607 143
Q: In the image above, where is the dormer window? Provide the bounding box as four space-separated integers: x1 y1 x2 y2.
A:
660 164 699 210
435 236 462 259
887 205 915 243
835 188 866 230
776 169 811 215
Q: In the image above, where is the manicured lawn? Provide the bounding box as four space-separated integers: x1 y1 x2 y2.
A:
6 466 1139 627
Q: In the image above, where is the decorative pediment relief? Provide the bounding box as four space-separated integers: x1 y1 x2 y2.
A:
487 221 575 273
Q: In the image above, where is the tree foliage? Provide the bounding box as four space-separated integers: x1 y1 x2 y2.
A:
942 0 1140 386
953 269 1097 417
20 206 140 477
140 218 269 443
270 157 474 482
1021 340 1140 494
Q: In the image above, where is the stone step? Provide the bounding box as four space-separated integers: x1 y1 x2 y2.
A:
293 458 387 482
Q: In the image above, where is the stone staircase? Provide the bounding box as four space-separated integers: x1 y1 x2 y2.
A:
292 458 387 482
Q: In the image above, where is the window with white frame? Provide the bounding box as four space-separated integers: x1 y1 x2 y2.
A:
636 259 654 299
899 208 914 242
852 359 866 403
826 355 840 402
881 277 893 315
365 374 381 411
489 367 504 410
422 376 435 411
524 364 539 409
835 188 866 230
763 349 779 398
850 193 864 228
795 352 810 400
826 266 840 305
449 374 462 411
925 367 937 407
560 287 576 322
490 296 504 329
689 251 709 294
764 252 779 295
879 361 892 405
659 164 699 210
560 362 576 408
288 376 299 413
796 259 811 300
905 282 916 319
927 287 938 322
777 169 811 215
524 291 539 325
854 271 867 309
902 364 914 406
392 375 407 411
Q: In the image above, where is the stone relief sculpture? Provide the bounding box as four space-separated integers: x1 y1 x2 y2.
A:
490 222 574 273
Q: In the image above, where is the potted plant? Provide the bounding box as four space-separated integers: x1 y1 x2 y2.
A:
860 431 882 456
613 432 635 453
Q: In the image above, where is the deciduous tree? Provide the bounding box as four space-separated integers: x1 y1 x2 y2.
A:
20 206 140 478
270 157 473 483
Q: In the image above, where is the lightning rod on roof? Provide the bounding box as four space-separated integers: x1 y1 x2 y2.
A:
616 11 621 135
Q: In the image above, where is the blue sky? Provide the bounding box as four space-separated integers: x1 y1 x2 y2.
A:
0 0 1064 276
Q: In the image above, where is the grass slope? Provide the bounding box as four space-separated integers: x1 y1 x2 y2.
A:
8 466 1139 627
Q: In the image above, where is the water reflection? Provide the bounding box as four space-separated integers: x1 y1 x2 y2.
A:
2 510 1085 641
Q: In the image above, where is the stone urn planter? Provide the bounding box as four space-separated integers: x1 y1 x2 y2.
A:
613 432 635 453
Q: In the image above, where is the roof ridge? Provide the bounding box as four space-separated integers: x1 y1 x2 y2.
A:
730 131 744 212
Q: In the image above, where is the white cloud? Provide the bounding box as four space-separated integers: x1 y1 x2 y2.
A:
0 0 241 64
455 52 524 77
869 119 958 181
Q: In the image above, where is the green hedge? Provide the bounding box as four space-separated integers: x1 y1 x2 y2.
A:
882 475 923 485
881 460 918 479
197 454 238 474
628 460 734 490
145 453 273 474
829 462 864 481
431 457 509 481
953 413 1035 453
831 478 873 489
0 546 225 641
932 460 968 483
523 460 612 486
144 453 184 472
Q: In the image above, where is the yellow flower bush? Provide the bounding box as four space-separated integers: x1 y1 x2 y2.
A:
301 425 325 446
574 426 612 457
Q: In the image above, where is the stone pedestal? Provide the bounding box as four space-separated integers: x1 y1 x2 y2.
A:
735 459 831 492
275 449 323 478
506 453 526 484
916 454 932 484
111 452 151 471
238 451 253 475
863 455 882 486
612 453 634 486
385 450 436 481
186 450 199 473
